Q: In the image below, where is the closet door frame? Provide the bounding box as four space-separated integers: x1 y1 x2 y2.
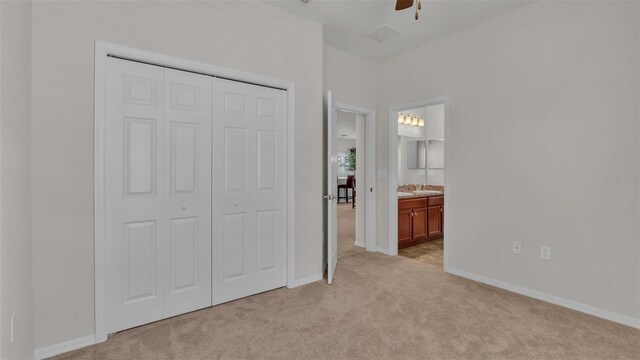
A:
94 41 296 344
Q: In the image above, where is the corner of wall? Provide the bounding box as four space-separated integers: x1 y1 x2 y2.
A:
0 0 34 359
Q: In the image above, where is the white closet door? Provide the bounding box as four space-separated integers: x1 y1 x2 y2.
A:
105 58 165 332
212 78 287 305
162 68 212 317
105 58 213 333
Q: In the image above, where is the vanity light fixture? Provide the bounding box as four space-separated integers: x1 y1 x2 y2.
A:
398 113 425 127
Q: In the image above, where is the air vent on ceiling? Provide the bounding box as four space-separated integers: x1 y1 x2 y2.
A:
297 0 311 4
365 26 403 43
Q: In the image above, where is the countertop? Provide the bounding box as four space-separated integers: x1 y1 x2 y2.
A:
398 191 444 200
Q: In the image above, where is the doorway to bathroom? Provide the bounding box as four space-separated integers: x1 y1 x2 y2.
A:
388 97 449 269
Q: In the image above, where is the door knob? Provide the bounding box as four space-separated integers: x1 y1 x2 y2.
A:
233 202 238 207
181 204 188 210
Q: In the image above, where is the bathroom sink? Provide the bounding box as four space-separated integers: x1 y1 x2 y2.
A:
413 190 442 195
397 192 414 198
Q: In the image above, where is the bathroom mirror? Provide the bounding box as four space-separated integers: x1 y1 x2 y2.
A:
407 140 426 169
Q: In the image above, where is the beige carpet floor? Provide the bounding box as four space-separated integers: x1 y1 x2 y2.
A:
399 239 444 268
54 203 639 359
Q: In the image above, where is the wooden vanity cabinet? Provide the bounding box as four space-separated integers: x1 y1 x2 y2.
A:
398 195 444 249
427 196 444 237
398 208 413 244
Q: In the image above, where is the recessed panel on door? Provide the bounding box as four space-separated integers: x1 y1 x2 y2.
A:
224 127 247 192
169 217 199 293
171 122 198 193
257 210 277 272
223 213 246 280
123 221 158 303
124 117 157 197
257 130 277 191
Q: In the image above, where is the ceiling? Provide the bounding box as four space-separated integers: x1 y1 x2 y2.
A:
266 0 532 60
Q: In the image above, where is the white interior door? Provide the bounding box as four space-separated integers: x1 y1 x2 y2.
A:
211 78 287 305
326 91 338 284
105 58 212 333
105 58 165 332
162 68 212 318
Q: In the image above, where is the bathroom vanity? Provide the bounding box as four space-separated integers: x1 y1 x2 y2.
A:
398 192 444 249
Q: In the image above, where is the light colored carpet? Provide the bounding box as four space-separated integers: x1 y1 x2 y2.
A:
54 203 639 359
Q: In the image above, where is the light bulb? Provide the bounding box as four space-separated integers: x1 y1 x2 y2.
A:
418 118 425 127
411 117 418 126
398 113 403 124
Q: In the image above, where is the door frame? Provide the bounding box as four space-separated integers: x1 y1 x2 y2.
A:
387 96 449 259
94 41 296 343
334 102 376 252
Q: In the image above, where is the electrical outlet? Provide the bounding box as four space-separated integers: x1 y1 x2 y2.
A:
512 241 522 255
10 311 16 343
540 246 551 261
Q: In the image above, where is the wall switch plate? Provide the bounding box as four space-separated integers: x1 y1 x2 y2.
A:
540 246 551 260
512 241 522 255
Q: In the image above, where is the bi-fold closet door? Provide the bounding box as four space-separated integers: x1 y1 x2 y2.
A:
105 58 212 333
104 57 286 334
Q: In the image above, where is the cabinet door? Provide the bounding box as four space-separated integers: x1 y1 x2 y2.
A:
398 208 413 245
412 207 428 241
427 205 443 237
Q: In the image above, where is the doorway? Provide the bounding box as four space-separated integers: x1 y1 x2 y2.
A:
387 97 449 269
325 92 376 284
335 110 364 256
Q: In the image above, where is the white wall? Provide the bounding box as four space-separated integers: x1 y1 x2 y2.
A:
0 1 33 358
325 46 377 110
376 1 640 321
30 0 323 350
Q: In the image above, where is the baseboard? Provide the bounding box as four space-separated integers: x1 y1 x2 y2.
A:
34 334 96 360
354 241 365 248
445 266 640 329
290 273 323 288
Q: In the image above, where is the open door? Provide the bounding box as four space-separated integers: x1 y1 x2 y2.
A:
325 91 338 284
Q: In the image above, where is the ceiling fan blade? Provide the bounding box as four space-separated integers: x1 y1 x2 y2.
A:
395 0 414 11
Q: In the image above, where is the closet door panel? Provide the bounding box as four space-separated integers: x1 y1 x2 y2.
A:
105 58 165 333
212 79 286 305
163 68 212 317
